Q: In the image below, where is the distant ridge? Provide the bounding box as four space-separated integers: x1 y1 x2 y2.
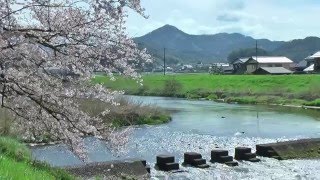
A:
272 36 320 61
134 24 320 64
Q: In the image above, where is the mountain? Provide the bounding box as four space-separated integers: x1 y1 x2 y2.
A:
272 37 320 61
134 25 320 64
134 25 284 64
227 48 271 62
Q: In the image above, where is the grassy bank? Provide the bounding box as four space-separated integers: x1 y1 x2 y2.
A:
93 74 320 107
0 137 73 179
79 97 171 127
0 96 171 142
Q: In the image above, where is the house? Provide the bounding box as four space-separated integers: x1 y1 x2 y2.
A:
232 57 250 74
304 64 314 73
294 56 315 73
182 64 194 70
209 63 234 74
253 67 293 75
245 56 294 73
178 64 195 73
166 66 173 72
308 51 320 72
304 55 316 66
301 51 320 73
295 59 312 72
223 65 234 74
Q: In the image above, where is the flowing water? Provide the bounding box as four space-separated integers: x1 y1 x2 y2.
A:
32 96 320 179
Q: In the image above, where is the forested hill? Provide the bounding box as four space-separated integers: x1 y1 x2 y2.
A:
272 37 320 61
134 25 320 64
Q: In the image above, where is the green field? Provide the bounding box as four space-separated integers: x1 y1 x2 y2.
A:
93 74 320 106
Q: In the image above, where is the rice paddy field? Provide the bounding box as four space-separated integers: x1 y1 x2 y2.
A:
93 73 320 106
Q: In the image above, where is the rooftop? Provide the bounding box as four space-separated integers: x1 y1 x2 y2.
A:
212 63 231 67
304 64 314 72
233 57 250 64
256 67 293 74
251 56 293 64
310 51 320 59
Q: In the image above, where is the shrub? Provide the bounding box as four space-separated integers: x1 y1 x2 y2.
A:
79 97 171 127
162 78 183 97
206 94 218 100
225 96 258 104
215 89 226 99
186 93 201 99
186 89 214 99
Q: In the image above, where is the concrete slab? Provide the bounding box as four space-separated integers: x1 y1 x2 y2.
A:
64 159 149 179
256 138 320 160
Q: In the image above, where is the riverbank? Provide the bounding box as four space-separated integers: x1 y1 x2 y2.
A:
0 97 171 143
0 137 73 179
79 97 171 127
93 74 320 107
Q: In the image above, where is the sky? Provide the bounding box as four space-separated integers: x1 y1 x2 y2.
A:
126 0 320 41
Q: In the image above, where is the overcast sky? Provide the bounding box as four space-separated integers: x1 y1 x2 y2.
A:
126 0 320 41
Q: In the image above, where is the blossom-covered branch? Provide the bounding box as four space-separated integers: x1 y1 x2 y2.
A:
0 0 150 160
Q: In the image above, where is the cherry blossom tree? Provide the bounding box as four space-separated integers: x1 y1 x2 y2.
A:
0 0 150 159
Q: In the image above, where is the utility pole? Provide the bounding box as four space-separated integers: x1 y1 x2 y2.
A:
255 40 258 61
163 48 166 75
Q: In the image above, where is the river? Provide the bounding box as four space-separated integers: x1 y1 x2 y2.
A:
32 96 320 179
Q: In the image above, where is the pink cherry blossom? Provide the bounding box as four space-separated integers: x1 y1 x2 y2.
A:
0 0 150 160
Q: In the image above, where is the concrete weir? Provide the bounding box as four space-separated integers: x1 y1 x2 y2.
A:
234 147 260 162
210 150 238 166
183 152 210 168
256 138 320 160
64 159 149 179
156 155 180 171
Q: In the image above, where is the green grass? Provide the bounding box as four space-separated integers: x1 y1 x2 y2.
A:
0 137 31 162
304 99 320 107
0 156 55 180
0 137 74 180
93 74 320 106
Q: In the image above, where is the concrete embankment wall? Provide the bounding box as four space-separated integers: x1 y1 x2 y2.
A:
256 138 320 160
64 159 149 179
